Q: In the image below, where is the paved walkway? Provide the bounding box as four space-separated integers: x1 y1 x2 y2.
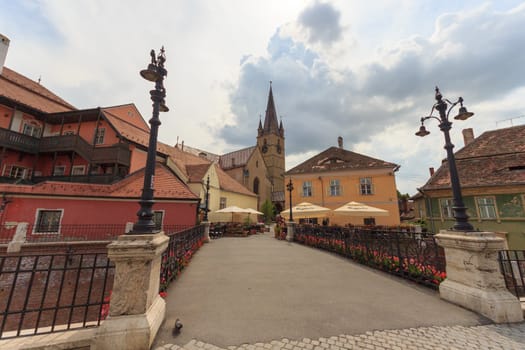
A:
153 231 522 350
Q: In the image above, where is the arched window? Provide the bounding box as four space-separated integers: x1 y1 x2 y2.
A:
253 177 260 194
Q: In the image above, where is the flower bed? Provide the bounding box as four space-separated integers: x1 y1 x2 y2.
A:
292 225 446 289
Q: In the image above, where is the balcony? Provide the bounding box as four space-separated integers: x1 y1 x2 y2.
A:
39 134 93 159
1 129 131 167
92 143 131 167
0 128 39 153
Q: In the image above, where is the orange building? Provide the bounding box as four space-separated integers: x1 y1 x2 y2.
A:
285 137 401 226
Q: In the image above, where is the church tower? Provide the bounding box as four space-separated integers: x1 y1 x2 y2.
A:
257 82 285 209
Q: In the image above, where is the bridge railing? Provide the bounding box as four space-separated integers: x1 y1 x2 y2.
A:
160 224 206 292
292 225 446 289
0 251 114 339
498 250 525 299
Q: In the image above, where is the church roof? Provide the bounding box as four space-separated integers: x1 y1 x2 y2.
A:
219 146 256 169
287 147 398 175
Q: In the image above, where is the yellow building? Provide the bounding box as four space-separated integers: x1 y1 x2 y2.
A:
285 137 400 226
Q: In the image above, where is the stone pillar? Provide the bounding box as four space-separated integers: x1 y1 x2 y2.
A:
436 230 523 323
93 232 169 350
203 221 210 243
286 222 295 242
7 222 28 253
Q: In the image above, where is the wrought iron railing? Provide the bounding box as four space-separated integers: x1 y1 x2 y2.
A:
0 251 114 339
498 250 525 298
160 224 205 292
293 225 446 289
25 224 127 243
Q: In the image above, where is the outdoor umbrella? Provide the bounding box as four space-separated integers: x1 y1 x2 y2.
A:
214 206 250 222
280 202 331 219
333 201 389 216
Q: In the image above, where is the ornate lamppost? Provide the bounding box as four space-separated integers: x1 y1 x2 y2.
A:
130 47 169 234
204 175 210 222
286 178 294 222
415 86 474 231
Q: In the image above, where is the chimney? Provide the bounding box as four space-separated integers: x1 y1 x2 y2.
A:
181 140 184 151
462 128 474 146
337 136 343 149
429 167 435 176
0 34 10 75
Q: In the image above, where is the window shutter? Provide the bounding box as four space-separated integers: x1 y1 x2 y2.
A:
371 184 375 195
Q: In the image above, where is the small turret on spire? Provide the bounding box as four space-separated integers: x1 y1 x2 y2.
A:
279 117 284 137
258 114 263 136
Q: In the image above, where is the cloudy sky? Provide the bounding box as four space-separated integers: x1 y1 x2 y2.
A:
2 1 525 195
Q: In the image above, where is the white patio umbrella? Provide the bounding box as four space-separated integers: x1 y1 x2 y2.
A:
280 202 331 219
333 201 389 216
214 206 250 222
245 208 263 215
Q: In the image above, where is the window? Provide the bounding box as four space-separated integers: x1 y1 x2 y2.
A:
154 211 164 230
94 128 105 145
329 179 341 196
253 177 259 195
302 181 312 197
71 165 86 175
53 166 66 176
7 165 30 179
364 218 376 226
477 197 497 219
440 198 454 219
359 177 373 195
219 197 227 209
34 209 63 234
22 123 42 137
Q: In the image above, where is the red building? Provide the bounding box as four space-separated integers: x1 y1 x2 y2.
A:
0 54 199 242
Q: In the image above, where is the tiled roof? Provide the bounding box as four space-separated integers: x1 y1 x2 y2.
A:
101 105 171 155
219 146 256 169
287 147 398 175
164 146 254 196
421 125 525 190
215 164 256 197
186 164 212 183
0 67 75 113
180 144 220 163
0 163 198 200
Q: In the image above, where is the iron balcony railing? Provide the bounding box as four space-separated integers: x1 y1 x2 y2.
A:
498 250 525 299
293 225 446 289
0 251 114 339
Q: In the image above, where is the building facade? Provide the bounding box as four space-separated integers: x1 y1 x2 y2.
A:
285 138 401 226
415 126 525 249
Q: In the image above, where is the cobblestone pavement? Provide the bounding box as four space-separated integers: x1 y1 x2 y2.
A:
155 323 525 350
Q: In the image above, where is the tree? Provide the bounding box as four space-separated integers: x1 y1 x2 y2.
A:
261 199 275 224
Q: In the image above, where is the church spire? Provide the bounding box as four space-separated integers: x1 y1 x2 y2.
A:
263 81 279 135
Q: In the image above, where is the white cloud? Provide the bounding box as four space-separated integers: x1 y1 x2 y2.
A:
1 0 525 196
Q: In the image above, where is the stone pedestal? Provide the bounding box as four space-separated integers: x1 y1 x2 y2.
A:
203 221 210 243
286 222 295 242
93 232 169 350
436 230 523 323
